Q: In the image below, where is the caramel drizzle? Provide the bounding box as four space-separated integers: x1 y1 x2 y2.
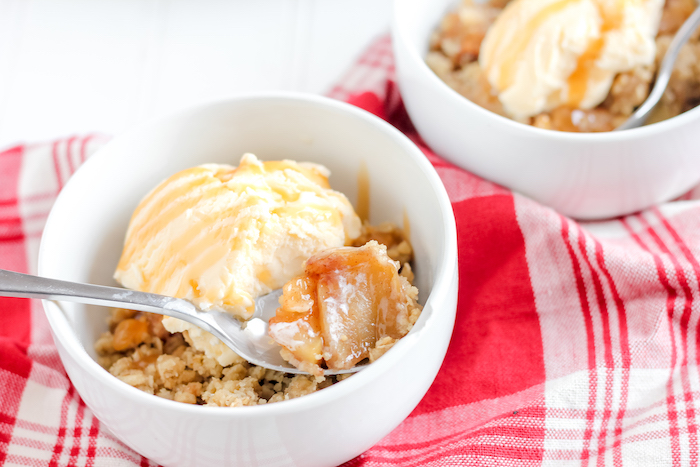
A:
118 161 345 306
118 169 222 270
356 161 370 224
492 0 580 91
403 209 411 245
567 0 631 106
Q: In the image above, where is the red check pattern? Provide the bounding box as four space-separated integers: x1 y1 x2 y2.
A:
3 34 700 465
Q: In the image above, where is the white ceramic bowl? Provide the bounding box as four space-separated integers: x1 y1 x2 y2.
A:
393 0 700 219
39 94 458 467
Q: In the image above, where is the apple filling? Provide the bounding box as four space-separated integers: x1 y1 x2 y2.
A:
268 240 422 376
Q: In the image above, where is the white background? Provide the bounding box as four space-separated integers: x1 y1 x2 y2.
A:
0 0 392 148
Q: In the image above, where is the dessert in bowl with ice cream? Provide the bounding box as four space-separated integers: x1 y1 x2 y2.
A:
427 0 700 132
39 94 458 467
96 153 422 406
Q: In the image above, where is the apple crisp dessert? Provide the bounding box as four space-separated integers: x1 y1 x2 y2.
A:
427 0 700 132
95 222 419 406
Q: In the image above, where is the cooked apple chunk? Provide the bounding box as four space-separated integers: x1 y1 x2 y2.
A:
268 240 422 375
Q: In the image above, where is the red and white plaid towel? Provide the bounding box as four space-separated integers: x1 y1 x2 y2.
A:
4 35 700 466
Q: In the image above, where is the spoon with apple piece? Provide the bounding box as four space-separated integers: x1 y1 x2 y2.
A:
616 6 700 131
0 268 363 375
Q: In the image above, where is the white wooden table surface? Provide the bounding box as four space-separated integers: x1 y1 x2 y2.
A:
0 0 392 149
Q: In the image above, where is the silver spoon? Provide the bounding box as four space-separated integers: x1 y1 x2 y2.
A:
616 6 700 130
0 268 360 376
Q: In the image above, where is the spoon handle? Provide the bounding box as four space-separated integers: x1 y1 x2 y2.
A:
0 268 198 318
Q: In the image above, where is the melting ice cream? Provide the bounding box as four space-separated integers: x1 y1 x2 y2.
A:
479 0 664 119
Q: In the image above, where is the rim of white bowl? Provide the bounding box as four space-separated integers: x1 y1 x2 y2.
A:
39 92 458 416
391 0 700 143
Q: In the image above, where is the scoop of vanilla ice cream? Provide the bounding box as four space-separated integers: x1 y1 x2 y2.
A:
114 153 361 366
479 0 664 119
